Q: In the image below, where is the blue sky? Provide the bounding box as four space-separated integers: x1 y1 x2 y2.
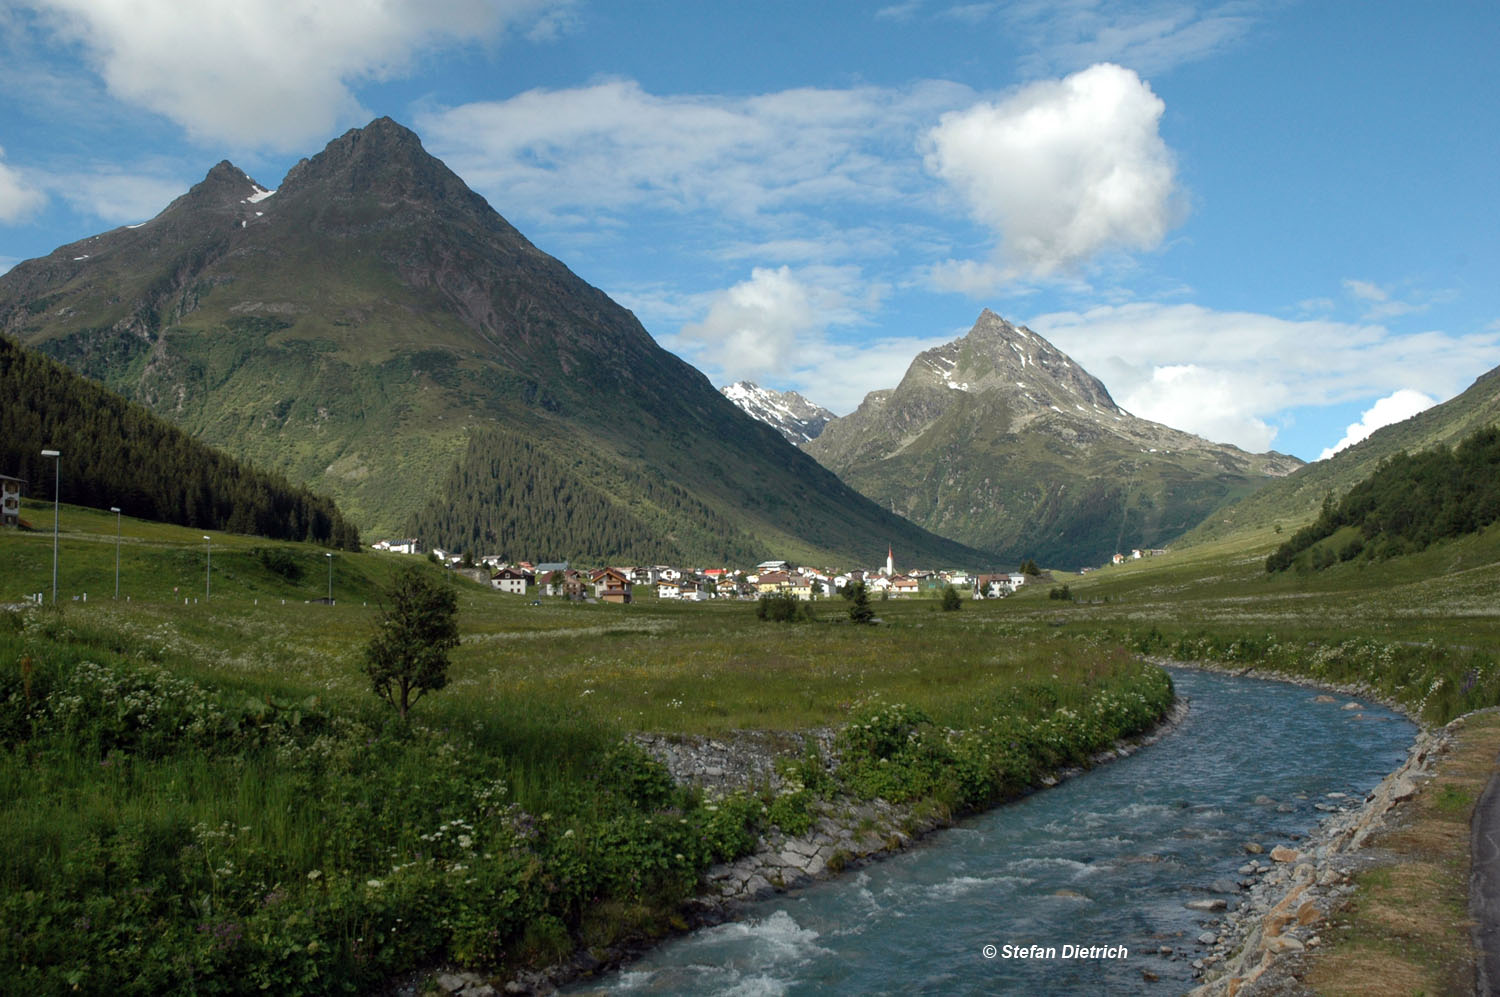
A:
1 1 1497 462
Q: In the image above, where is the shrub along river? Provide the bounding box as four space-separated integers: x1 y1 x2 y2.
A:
565 668 1415 995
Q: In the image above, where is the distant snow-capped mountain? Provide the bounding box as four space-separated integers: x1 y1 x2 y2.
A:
720 381 836 445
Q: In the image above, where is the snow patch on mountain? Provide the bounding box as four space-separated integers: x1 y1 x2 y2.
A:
721 381 836 445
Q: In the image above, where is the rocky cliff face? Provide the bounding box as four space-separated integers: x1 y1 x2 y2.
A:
805 310 1303 568
721 381 836 445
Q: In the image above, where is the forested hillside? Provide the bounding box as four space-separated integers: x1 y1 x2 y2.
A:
0 336 360 549
1267 425 1500 572
405 428 762 564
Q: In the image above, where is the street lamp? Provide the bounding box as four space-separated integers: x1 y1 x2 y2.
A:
204 536 211 600
41 449 60 604
325 551 333 604
110 507 121 599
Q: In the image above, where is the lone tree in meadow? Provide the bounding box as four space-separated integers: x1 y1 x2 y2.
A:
941 584 962 611
363 565 460 719
847 580 875 624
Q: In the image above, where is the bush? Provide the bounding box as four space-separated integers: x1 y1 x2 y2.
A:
254 547 304 582
756 592 810 622
941 585 962 611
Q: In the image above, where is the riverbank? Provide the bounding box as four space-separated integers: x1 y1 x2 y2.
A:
1189 707 1500 996
1147 654 1487 995
457 694 1191 996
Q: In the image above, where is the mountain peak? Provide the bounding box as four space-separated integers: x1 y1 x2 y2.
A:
907 310 1120 418
279 116 469 204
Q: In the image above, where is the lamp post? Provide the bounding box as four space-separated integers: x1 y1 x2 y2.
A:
326 551 333 604
41 449 60 604
110 507 121 599
203 536 211 600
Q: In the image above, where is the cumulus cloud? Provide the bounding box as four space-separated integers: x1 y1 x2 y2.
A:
651 266 960 414
1318 389 1437 461
1028 302 1500 453
925 63 1183 290
0 148 47 222
22 0 569 150
670 266 876 382
1117 363 1279 452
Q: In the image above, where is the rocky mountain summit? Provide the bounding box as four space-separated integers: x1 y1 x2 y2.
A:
720 381 836 445
805 310 1303 568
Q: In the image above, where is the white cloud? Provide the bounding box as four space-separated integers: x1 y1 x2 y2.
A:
1028 302 1500 452
418 79 970 224
1005 1 1256 77
1118 363 1279 451
671 266 875 383
21 0 569 150
649 264 955 414
798 334 958 414
0 148 47 222
924 63 1183 290
1318 389 1436 461
1342 276 1428 321
48 168 187 224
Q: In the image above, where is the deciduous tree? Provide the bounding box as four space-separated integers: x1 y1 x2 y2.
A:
363 566 459 719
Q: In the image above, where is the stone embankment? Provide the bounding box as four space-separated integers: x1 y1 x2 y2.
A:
638 700 1191 908
1187 709 1449 996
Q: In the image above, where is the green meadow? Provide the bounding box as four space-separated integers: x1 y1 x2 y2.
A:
0 499 1171 994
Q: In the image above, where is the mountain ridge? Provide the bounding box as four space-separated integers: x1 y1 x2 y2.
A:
0 117 990 568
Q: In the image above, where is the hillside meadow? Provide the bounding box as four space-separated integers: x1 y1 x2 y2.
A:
0 499 1171 993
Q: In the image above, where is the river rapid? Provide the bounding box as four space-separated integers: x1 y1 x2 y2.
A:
565 668 1416 996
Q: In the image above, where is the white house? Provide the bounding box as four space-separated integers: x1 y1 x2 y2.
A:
491 568 528 595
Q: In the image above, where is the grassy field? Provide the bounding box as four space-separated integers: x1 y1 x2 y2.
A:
0 498 1171 994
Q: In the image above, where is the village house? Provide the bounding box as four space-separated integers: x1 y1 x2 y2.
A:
655 579 680 600
1 474 22 527
678 581 710 601
591 568 633 604
787 574 814 600
540 568 586 599
755 570 790 595
491 567 529 595
890 575 920 598
973 573 1027 598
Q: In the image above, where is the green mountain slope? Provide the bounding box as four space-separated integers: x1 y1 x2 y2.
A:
0 118 985 567
1183 365 1500 545
0 336 359 548
804 310 1302 569
1265 425 1500 572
